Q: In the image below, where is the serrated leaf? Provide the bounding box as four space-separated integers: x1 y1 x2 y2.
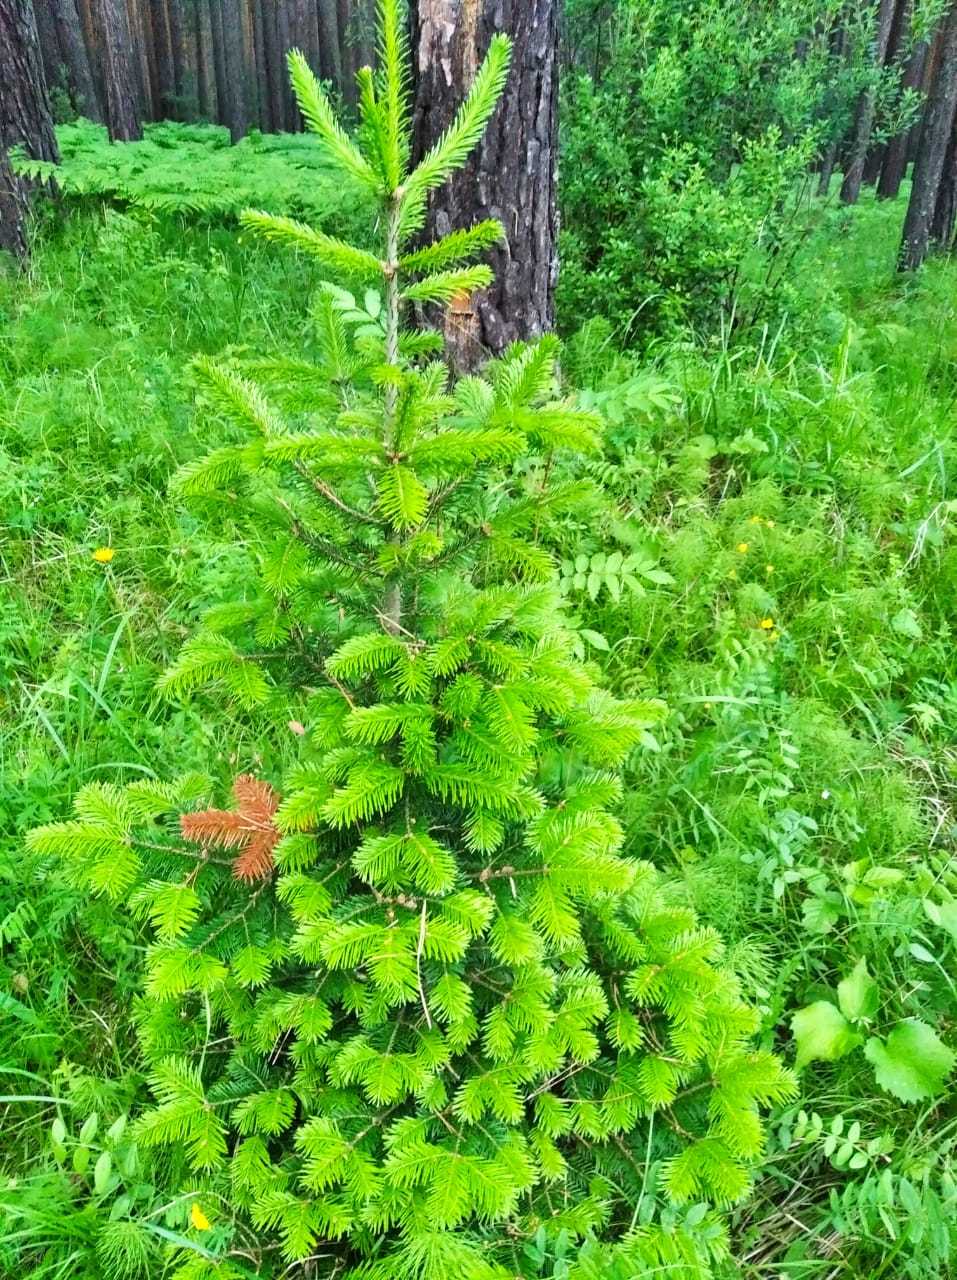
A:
864 1020 955 1103
791 1001 860 1071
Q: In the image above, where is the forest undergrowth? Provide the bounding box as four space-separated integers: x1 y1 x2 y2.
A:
2 177 956 1278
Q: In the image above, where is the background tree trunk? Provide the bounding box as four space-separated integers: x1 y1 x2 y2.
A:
840 0 898 204
88 0 143 139
411 0 560 370
220 0 249 141
0 149 30 259
930 116 957 248
51 0 103 121
878 36 929 197
900 0 957 268
0 0 60 258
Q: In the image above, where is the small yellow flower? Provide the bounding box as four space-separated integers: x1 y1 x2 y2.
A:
760 617 775 630
190 1203 211 1231
92 547 115 564
765 519 776 528
748 515 763 525
765 564 774 575
736 542 750 554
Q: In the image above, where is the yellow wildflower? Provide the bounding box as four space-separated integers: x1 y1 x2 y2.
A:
190 1203 211 1231
92 547 115 564
765 564 774 575
748 515 763 525
736 542 749 554
765 519 776 528
760 617 775 630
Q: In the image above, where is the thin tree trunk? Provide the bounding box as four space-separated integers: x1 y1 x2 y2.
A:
195 0 217 120
208 0 229 126
318 0 341 89
150 0 176 117
251 0 272 128
221 0 249 140
900 0 957 269
88 0 143 138
412 0 560 370
167 0 188 112
931 114 957 248
49 0 103 121
0 0 59 258
337 0 356 104
261 0 285 129
276 0 297 129
840 0 898 204
817 24 848 196
878 37 929 197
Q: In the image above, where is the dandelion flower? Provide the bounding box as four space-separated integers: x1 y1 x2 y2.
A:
748 515 762 525
92 547 115 564
190 1203 211 1231
760 617 775 630
736 542 749 554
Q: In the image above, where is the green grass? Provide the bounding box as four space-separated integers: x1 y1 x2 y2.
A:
2 186 956 1278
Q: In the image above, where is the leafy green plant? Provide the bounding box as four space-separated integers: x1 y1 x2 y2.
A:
27 6 794 1277
13 119 370 231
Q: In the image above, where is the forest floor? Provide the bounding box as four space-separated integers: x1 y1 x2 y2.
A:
2 187 957 1275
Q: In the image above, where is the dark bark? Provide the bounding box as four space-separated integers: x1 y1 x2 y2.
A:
0 0 59 258
150 0 177 116
900 1 957 269
840 0 898 204
337 0 356 103
195 0 218 119
411 0 560 371
261 0 286 129
208 0 229 124
251 0 271 128
931 116 957 249
0 148 30 258
318 0 342 88
88 0 143 138
49 0 103 120
220 0 249 140
276 0 297 129
878 37 929 197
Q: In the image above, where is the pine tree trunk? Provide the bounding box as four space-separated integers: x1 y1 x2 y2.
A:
840 0 898 204
208 0 229 125
337 0 356 103
318 0 342 90
276 0 297 129
49 0 103 120
878 37 929 197
900 0 957 268
195 0 218 120
0 0 59 258
88 0 143 138
261 0 285 129
931 116 957 249
150 0 177 117
221 0 249 140
411 0 560 370
0 148 30 258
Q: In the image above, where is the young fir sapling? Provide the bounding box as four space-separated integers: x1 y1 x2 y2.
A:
29 3 795 1276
